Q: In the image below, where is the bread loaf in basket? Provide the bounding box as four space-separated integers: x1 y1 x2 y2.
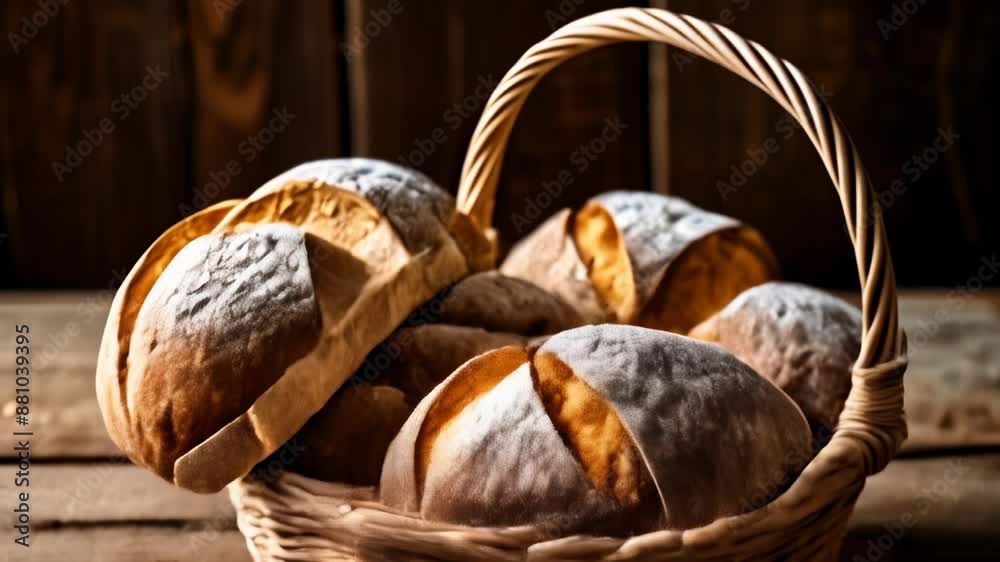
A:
98 7 908 561
231 8 908 561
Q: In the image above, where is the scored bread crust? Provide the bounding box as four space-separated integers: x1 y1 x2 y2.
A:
501 209 609 323
501 192 779 332
381 325 812 535
97 200 241 469
538 325 811 529
97 159 490 493
282 267 586 486
438 271 586 335
288 324 528 485
380 347 530 513
689 282 862 436
127 224 323 479
255 158 495 271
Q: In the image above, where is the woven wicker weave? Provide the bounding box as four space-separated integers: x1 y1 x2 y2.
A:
230 7 907 561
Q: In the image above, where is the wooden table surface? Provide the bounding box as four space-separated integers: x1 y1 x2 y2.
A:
1 291 998 561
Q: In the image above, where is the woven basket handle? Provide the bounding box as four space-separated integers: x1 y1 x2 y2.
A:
457 7 907 474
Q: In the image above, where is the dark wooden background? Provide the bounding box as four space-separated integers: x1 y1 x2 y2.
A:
2 0 997 289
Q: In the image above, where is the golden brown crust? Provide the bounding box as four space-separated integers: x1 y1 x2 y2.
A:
438 271 586 336
503 193 779 333
415 346 531 494
638 226 779 333
382 324 811 535
572 201 638 321
531 352 654 508
500 209 609 323
96 200 240 469
97 159 480 492
288 325 528 485
286 385 411 485
689 282 861 437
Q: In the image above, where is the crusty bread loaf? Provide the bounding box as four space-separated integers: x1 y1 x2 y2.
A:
381 325 812 536
286 324 527 484
689 282 862 438
127 224 322 479
283 270 584 485
97 159 492 493
437 271 585 335
501 209 608 323
502 191 779 333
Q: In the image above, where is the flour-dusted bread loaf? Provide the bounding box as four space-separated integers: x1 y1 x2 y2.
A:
284 271 583 485
380 325 812 536
689 282 863 438
288 324 527 484
437 270 585 335
96 158 492 493
502 191 779 332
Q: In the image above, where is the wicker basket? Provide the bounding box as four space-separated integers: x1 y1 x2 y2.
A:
229 7 908 561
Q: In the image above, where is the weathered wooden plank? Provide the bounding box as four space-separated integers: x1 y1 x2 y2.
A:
844 454 1000 561
185 0 345 217
1 0 190 287
347 0 648 251
1 291 998 458
0 464 233 527
0 293 115 458
0 363 118 458
5 526 251 562
896 292 1000 453
655 0 990 289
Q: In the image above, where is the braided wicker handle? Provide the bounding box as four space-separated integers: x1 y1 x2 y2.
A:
457 8 907 473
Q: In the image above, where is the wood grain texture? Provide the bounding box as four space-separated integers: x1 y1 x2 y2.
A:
1 0 345 289
185 0 345 214
346 0 649 252
4 527 250 562
3 1 997 289
0 464 233 527
1 291 998 459
654 0 995 289
1 0 189 288
896 292 1000 454
0 292 116 458
0 291 995 560
844 454 1000 562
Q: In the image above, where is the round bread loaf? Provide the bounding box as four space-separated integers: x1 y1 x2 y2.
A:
689 282 862 439
380 325 812 536
97 158 492 492
284 271 585 485
501 191 779 333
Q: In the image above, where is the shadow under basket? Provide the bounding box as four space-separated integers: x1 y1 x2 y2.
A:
228 7 908 561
